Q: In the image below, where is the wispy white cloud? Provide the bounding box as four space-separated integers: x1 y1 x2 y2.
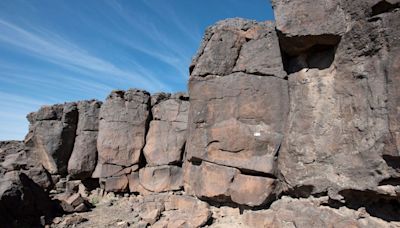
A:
103 0 192 78
0 18 170 92
0 91 49 107
140 0 201 44
0 63 114 97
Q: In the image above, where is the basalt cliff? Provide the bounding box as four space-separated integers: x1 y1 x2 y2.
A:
1 0 400 227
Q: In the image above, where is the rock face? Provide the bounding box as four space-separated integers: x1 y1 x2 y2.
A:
25 103 78 175
94 89 150 191
1 0 400 227
271 0 400 199
185 19 288 206
138 93 188 193
96 89 150 171
68 100 102 179
144 93 188 166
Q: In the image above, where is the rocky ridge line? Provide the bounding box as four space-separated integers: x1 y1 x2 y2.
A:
1 0 399 227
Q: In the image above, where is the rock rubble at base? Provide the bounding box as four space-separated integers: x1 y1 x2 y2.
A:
1 0 400 227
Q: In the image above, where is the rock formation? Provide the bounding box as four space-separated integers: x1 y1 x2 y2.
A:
185 19 287 207
68 100 102 179
272 0 400 201
0 0 399 227
25 103 78 175
94 90 150 180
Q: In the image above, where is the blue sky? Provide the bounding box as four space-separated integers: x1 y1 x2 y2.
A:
0 0 274 140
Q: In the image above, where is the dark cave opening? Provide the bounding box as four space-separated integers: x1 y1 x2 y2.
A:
277 33 341 74
282 44 337 74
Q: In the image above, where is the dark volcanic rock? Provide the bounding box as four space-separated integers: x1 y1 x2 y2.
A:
184 161 275 207
25 103 78 175
96 89 150 168
190 19 286 79
144 93 189 166
68 100 102 179
94 89 150 193
271 0 347 37
139 165 183 193
0 171 58 227
1 0 400 226
272 0 400 200
185 18 288 207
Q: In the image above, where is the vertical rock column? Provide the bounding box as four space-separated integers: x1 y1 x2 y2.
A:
184 19 289 207
94 89 151 192
272 0 400 198
68 100 102 179
25 103 78 176
132 93 189 193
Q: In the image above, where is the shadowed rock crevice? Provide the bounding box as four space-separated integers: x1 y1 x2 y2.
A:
383 155 400 170
277 33 341 74
379 177 400 186
338 189 400 222
371 0 400 16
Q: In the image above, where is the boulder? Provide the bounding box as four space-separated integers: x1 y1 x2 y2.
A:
104 175 129 193
1 143 27 171
144 93 189 166
128 172 151 195
185 161 276 206
139 165 183 192
54 192 90 213
229 174 276 207
96 89 150 179
158 195 211 227
132 194 211 228
24 103 78 175
190 19 286 79
1 141 53 191
68 100 102 179
271 0 347 37
0 171 58 227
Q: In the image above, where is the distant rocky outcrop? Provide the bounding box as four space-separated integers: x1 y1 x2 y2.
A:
1 0 399 227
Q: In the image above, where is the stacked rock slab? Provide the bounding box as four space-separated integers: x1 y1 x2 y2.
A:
185 19 289 206
25 103 78 175
94 89 151 192
68 100 102 179
271 0 400 201
136 93 189 193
